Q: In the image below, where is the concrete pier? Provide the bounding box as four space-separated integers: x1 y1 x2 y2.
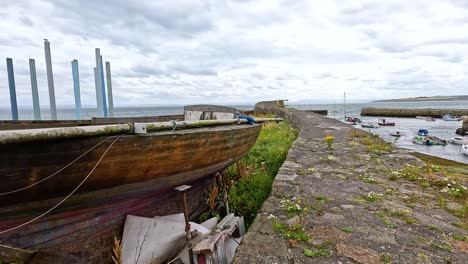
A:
234 102 467 263
361 107 468 117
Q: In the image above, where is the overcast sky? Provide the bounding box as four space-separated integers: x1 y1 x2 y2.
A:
1 0 468 107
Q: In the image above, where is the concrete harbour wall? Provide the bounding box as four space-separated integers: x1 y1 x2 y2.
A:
361 107 468 117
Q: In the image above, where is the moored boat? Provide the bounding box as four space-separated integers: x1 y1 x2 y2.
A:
345 117 362 123
418 129 429 136
0 106 272 263
424 116 436 122
448 137 468 145
361 123 379 128
461 144 468 156
413 135 447 146
378 118 395 126
390 132 401 137
442 114 460 121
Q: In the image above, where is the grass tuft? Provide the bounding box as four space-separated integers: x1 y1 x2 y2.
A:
227 121 298 228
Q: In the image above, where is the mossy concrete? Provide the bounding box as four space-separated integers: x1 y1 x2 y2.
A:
234 108 467 264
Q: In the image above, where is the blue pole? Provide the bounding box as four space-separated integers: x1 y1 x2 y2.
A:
105 62 114 117
71 59 81 120
44 39 57 120
6 58 18 120
99 55 108 118
29 59 41 120
94 49 103 117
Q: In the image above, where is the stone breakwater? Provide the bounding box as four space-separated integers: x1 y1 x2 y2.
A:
361 107 468 118
234 104 467 263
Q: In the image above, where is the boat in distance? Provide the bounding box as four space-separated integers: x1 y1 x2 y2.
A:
0 106 276 263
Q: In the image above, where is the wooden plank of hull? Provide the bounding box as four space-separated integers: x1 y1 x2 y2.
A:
0 124 261 263
0 124 260 206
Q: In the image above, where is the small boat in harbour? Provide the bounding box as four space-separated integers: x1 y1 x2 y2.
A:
361 123 379 128
413 135 447 146
448 137 468 145
418 129 429 136
461 144 468 156
378 118 395 126
390 132 401 137
442 114 460 121
345 117 362 123
417 116 436 121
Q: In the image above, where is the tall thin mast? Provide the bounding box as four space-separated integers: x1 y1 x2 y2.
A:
343 92 346 120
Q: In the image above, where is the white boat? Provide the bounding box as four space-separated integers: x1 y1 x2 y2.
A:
361 123 379 128
442 114 460 121
462 145 468 156
449 137 468 145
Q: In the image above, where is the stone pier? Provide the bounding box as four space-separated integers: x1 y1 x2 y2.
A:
361 107 468 117
234 104 467 263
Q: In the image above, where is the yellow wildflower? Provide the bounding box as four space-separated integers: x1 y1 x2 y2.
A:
325 135 334 150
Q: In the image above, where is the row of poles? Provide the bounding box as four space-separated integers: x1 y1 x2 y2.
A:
5 39 114 120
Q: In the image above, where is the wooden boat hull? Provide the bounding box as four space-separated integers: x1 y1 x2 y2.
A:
0 124 261 263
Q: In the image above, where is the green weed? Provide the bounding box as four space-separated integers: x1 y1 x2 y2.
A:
272 219 309 242
341 227 353 233
227 122 298 228
303 248 330 257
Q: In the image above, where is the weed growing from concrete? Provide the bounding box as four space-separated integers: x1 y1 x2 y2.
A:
380 253 393 263
365 191 381 202
303 248 330 257
359 174 378 184
272 219 309 242
315 195 330 202
450 232 466 241
428 225 442 233
341 227 353 233
320 155 336 162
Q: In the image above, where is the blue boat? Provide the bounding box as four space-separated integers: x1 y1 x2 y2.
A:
418 129 428 136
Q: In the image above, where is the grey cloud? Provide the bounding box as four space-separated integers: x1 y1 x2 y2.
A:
1 0 467 107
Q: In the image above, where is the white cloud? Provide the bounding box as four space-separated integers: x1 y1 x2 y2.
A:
0 0 467 107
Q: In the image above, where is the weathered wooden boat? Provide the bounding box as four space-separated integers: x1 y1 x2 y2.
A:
0 107 272 263
378 118 395 126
